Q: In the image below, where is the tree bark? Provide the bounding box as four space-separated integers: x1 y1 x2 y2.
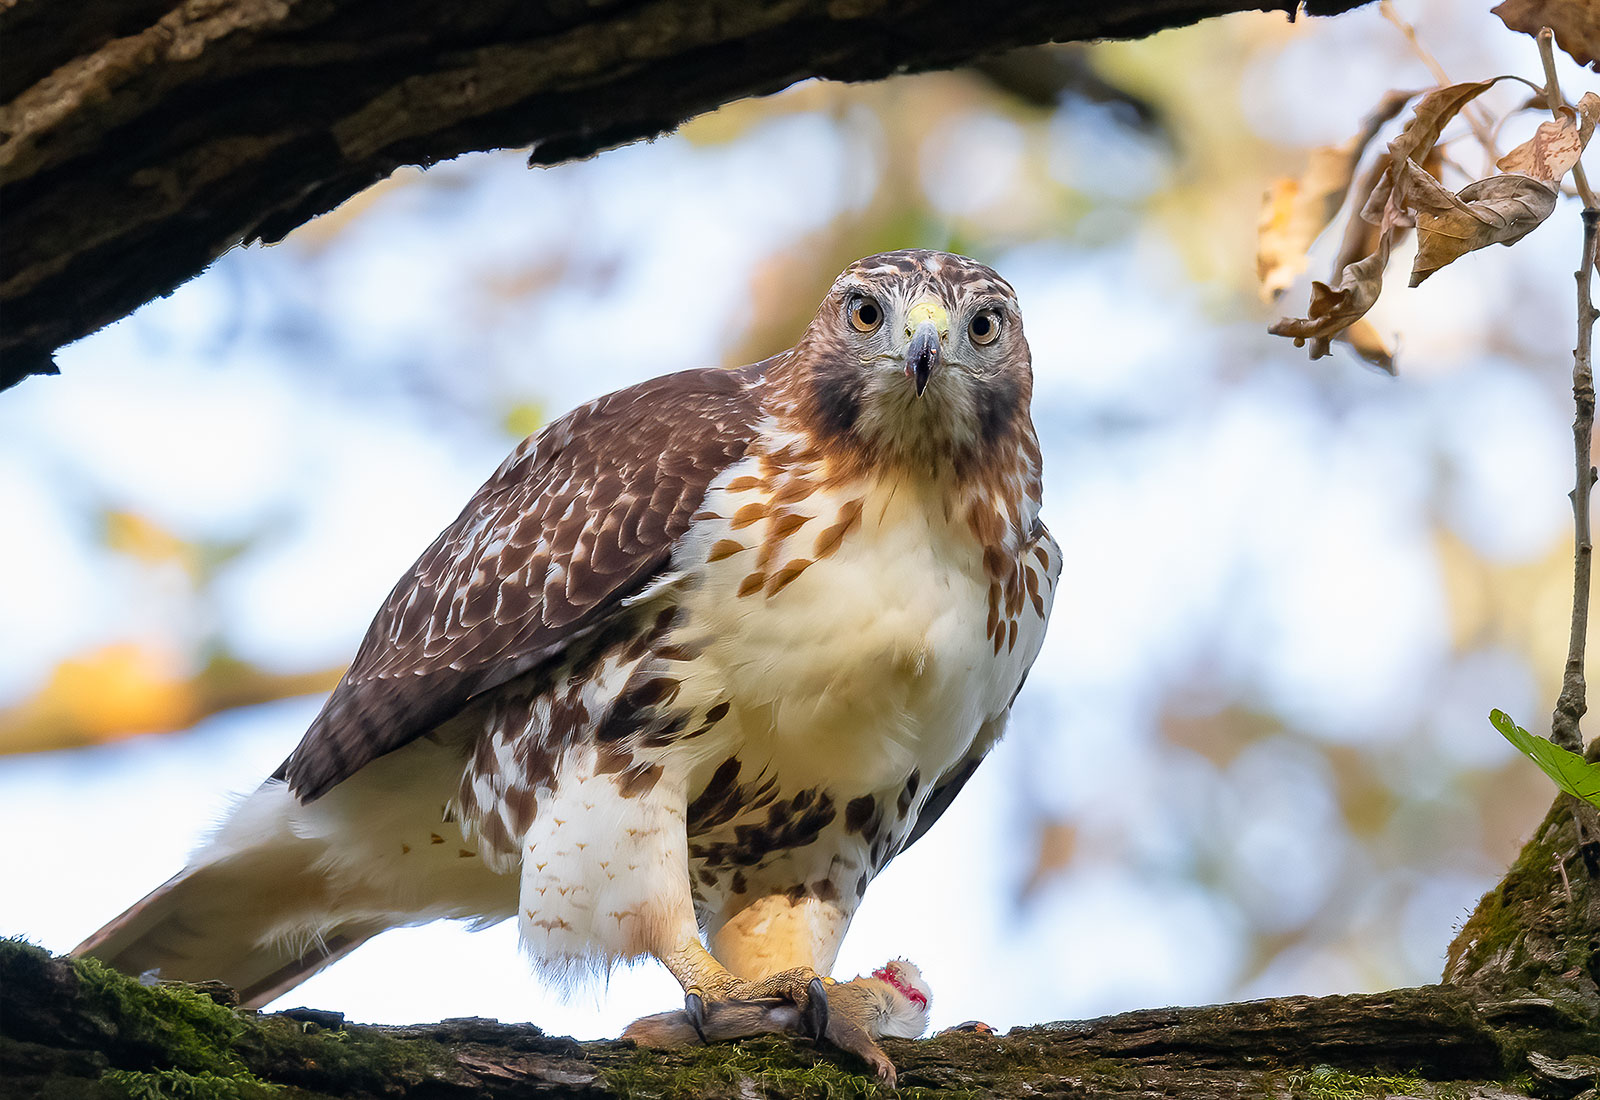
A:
3 938 1597 1100
0 0 1370 392
7 792 1595 1097
1446 790 1600 1023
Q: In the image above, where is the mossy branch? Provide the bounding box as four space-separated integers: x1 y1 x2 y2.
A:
4 938 1597 1100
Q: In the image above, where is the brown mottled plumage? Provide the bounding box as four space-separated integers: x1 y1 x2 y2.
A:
278 366 765 802
76 250 1061 1084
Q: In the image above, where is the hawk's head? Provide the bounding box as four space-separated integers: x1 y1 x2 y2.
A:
780 249 1033 477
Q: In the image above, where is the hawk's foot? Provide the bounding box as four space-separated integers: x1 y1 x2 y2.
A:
686 968 829 1041
627 959 932 1089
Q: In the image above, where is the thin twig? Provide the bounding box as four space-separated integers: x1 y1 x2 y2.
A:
1380 1 1499 163
1537 27 1599 209
1552 209 1599 757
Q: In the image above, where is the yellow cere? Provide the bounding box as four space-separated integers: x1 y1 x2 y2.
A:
904 300 949 335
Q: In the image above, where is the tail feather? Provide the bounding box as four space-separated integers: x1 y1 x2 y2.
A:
73 740 515 1007
72 858 385 1008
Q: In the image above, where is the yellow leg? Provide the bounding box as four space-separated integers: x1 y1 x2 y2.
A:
658 939 741 999
709 893 850 980
658 936 828 1004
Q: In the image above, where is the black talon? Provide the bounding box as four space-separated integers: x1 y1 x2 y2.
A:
684 990 709 1045
804 977 830 1040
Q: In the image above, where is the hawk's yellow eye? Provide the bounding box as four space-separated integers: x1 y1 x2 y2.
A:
968 310 1001 346
849 296 883 333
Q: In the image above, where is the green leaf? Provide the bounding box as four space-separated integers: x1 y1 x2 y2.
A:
1490 709 1600 810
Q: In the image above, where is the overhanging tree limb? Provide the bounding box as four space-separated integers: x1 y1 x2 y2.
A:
0 0 1370 391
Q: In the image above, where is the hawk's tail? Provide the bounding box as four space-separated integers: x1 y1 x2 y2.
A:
71 778 392 1008
73 861 387 1008
73 738 515 1007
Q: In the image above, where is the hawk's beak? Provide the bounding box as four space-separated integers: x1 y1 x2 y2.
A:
903 301 948 398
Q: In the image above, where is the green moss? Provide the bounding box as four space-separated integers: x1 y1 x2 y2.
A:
1071 1057 1143 1090
1283 1064 1464 1100
64 955 294 1098
100 1068 281 1100
1447 803 1592 991
1502 1071 1536 1093
600 1037 971 1100
72 955 248 1077
241 1014 448 1093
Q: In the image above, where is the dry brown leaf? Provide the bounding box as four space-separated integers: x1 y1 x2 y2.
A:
1331 156 1396 271
1389 81 1501 169
1256 89 1417 302
1269 246 1392 358
1403 161 1558 286
1361 80 1501 226
1271 81 1503 367
1497 92 1600 181
1271 153 1414 361
1337 318 1397 374
1494 0 1600 70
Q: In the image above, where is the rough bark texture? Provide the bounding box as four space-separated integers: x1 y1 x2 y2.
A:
1446 790 1600 1025
0 0 1372 391
6 792 1596 1097
2 937 1597 1100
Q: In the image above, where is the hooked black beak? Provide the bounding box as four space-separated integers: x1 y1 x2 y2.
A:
907 321 940 397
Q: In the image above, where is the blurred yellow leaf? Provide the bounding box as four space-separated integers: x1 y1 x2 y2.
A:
1434 527 1571 695
0 643 195 754
1019 819 1078 899
677 80 842 146
0 644 346 755
502 401 546 440
101 510 195 573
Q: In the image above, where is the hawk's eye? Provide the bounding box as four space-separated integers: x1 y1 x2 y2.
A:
968 310 1001 346
849 296 883 333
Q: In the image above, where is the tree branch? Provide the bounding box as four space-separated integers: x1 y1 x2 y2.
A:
1549 21 1600 761
3 939 1597 1099
0 0 1372 392
1553 209 1598 758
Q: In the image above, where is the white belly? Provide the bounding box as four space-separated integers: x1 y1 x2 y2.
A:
495 450 1058 975
662 462 1046 800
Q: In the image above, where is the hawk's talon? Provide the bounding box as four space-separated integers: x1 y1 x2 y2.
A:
803 976 830 1040
683 989 709 1045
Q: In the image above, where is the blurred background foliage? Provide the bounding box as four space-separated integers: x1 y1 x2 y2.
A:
1 0 1593 1035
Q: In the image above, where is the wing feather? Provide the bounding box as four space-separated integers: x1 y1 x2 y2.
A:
278 364 765 801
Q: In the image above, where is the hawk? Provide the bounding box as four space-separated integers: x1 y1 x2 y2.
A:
78 249 1061 1082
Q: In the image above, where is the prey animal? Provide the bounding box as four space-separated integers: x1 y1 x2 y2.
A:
78 249 1061 1083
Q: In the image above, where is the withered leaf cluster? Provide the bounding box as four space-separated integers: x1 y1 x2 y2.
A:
1260 68 1597 374
1495 0 1600 71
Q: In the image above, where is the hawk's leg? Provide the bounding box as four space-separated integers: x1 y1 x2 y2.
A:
658 939 830 1040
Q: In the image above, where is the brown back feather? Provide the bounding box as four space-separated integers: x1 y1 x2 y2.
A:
278 363 767 801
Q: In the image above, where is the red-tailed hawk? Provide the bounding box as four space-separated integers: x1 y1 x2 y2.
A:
78 249 1060 1083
